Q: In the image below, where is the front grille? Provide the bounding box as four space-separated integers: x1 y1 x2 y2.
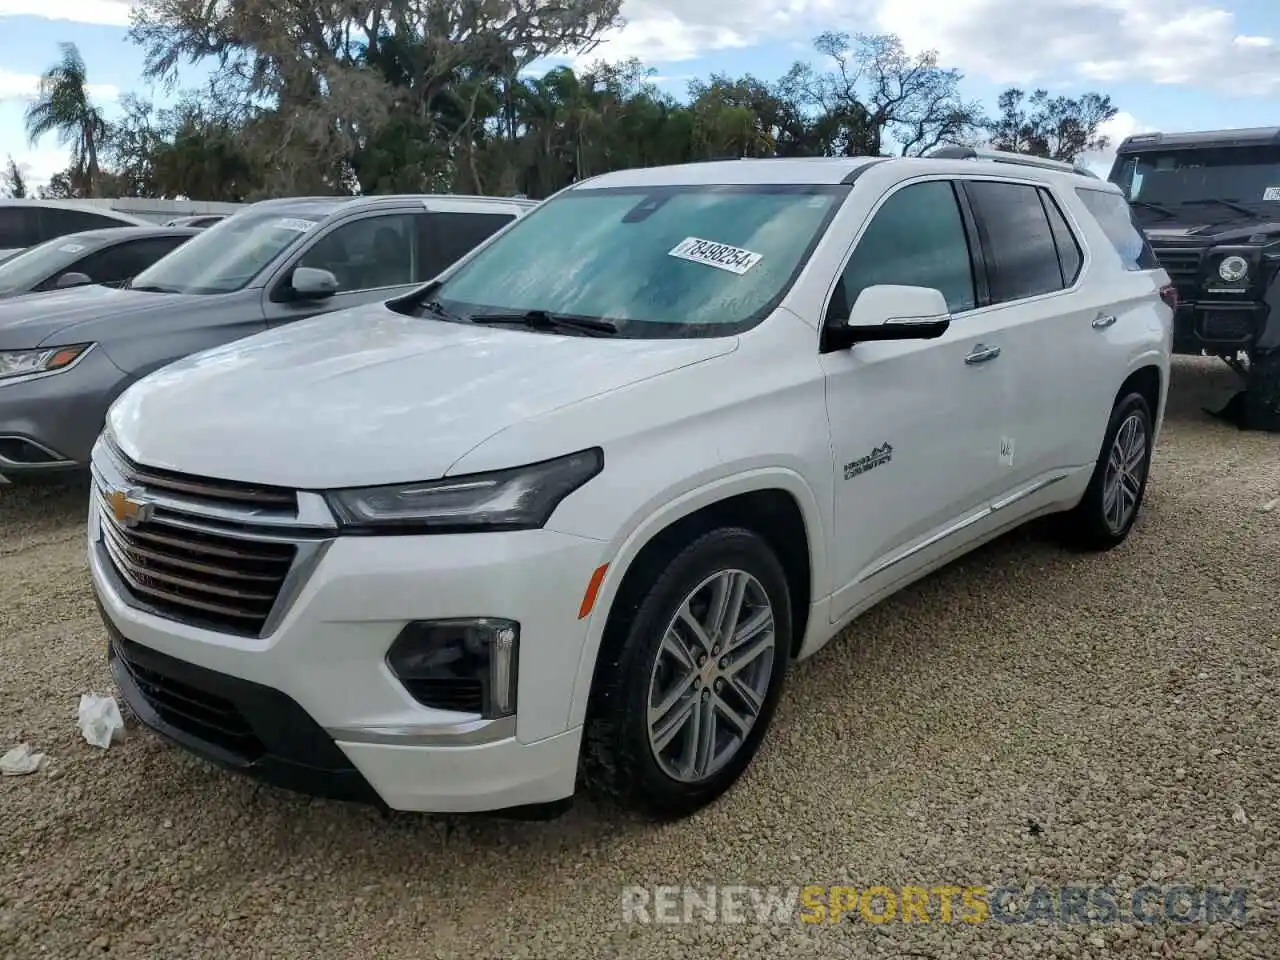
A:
107 440 296 511
1152 247 1203 302
1201 312 1256 342
91 438 320 637
113 636 264 759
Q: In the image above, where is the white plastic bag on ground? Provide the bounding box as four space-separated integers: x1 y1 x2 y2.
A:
77 694 125 749
1 744 46 775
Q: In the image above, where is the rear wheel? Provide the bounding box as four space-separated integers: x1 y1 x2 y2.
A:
1062 391 1154 551
581 528 791 819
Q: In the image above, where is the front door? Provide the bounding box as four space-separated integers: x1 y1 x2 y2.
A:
262 210 425 327
821 178 1021 621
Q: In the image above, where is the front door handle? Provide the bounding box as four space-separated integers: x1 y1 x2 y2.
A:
965 343 1001 365
1092 312 1117 329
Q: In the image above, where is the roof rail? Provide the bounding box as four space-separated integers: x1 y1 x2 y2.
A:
926 145 1099 179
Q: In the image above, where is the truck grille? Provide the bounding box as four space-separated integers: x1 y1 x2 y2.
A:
1151 247 1203 302
91 437 327 638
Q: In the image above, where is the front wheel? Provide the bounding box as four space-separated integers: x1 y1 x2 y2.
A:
1061 391 1155 551
581 527 791 819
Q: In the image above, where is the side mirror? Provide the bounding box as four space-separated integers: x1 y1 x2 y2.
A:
290 266 338 301
55 272 93 289
827 284 952 350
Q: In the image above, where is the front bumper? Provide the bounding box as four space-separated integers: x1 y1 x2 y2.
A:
0 346 124 483
1171 301 1266 355
89 494 608 813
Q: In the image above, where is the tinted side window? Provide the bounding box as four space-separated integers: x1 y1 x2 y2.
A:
0 208 40 247
835 180 976 317
965 181 1066 303
39 207 130 240
1075 188 1160 271
297 213 418 292
420 212 515 278
74 237 190 285
1040 190 1083 286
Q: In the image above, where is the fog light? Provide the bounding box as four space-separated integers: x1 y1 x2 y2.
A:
386 619 519 719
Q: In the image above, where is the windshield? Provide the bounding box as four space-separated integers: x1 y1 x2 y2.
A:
1109 145 1280 214
429 184 849 338
0 233 105 294
130 210 323 295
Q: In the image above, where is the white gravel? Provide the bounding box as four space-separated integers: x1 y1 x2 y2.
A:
2 356 1278 959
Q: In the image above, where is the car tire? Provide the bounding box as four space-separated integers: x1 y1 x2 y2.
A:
1245 349 1280 432
581 527 791 820
1062 391 1154 551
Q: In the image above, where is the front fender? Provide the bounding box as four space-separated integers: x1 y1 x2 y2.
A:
564 466 828 731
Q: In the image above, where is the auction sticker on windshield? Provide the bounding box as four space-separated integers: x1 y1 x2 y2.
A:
668 237 763 275
1263 187 1280 201
57 243 85 253
273 218 317 232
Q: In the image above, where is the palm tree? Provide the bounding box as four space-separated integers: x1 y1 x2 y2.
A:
24 43 108 197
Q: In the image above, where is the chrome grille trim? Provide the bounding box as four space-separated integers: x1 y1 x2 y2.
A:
91 435 334 638
96 436 338 532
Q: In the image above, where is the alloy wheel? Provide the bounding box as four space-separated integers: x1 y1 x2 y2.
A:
1102 412 1148 534
646 569 777 783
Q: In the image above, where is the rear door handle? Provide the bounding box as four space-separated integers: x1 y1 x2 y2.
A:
964 343 1001 365
1092 313 1117 329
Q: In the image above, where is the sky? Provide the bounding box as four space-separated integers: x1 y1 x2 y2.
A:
0 0 1278 189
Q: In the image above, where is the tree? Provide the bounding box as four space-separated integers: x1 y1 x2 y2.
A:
1 156 27 198
128 0 625 196
24 42 110 197
28 26 1124 201
987 88 1118 162
783 32 986 157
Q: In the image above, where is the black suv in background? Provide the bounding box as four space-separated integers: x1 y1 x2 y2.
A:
1108 127 1280 430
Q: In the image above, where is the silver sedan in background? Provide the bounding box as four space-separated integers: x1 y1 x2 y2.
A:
0 193 536 484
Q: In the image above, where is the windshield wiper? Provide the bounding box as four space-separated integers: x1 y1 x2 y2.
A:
1179 198 1257 218
129 283 183 294
1130 199 1177 219
468 310 619 336
420 299 466 323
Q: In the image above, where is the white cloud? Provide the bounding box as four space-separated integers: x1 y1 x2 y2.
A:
1079 110 1155 175
875 0 1280 93
2 146 74 186
565 0 868 68
0 0 131 25
0 67 119 104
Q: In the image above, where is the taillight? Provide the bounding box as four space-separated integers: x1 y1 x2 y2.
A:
1159 283 1178 311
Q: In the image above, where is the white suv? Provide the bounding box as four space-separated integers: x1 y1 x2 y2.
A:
87 150 1173 820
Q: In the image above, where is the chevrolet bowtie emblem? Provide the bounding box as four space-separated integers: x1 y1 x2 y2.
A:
107 488 153 528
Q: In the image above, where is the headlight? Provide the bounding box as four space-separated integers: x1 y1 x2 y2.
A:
1218 255 1249 283
0 343 91 381
325 447 603 532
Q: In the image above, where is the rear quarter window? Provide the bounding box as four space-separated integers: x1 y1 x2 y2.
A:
1075 188 1160 272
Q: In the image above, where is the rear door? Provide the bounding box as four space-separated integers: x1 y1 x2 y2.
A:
0 206 41 257
956 178 1105 491
419 208 518 279
37 207 136 241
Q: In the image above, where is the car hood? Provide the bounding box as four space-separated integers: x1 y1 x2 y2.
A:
108 307 738 489
1140 215 1280 245
0 284 205 348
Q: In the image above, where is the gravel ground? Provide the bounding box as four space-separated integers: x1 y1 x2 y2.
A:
1 356 1278 960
